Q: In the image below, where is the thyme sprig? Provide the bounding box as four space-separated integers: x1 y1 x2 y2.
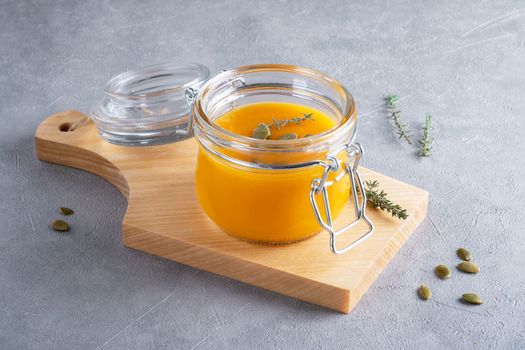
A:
419 114 432 157
364 180 408 220
386 95 412 145
267 113 315 130
251 113 315 139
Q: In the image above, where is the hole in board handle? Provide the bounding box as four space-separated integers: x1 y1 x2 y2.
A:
58 122 73 132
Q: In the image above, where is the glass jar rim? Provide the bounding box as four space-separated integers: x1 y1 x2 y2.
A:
193 64 356 151
104 62 210 100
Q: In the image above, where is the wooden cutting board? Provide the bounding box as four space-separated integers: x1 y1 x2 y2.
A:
35 110 429 313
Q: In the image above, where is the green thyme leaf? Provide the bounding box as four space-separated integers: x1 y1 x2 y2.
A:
386 95 412 145
364 180 408 220
419 113 433 157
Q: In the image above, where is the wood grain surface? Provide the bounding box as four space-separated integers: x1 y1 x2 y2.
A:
35 110 429 313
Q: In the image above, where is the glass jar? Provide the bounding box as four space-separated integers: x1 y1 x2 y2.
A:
191 64 373 253
92 63 373 254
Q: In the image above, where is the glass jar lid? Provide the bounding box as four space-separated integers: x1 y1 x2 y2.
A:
91 63 210 146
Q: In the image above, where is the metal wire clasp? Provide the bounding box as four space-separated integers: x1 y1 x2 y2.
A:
176 87 199 136
309 143 374 254
177 76 246 137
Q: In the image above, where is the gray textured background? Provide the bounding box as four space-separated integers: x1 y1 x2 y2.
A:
1 0 524 349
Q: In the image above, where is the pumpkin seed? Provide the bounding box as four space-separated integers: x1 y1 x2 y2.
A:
456 248 471 261
457 261 480 274
418 285 432 300
252 123 271 139
277 133 298 140
59 207 74 216
303 134 313 138
462 293 483 305
434 264 451 279
51 220 70 232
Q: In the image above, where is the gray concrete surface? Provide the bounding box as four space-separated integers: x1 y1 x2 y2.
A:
1 0 524 349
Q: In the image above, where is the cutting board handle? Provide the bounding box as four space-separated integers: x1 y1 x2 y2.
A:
34 110 130 197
